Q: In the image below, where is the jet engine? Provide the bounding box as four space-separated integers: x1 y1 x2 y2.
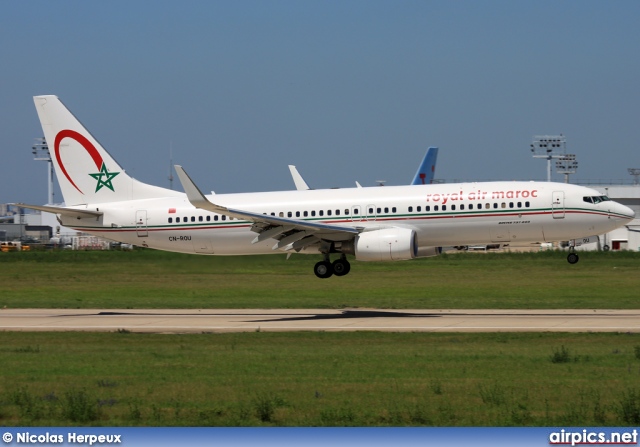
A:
350 227 418 262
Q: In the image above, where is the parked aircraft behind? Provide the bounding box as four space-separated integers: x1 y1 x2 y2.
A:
411 147 439 185
288 146 439 190
17 96 635 278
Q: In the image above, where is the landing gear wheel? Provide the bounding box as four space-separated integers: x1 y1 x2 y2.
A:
567 252 579 264
332 258 351 276
314 260 334 279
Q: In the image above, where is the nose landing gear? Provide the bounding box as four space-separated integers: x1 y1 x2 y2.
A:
567 251 579 264
567 240 579 264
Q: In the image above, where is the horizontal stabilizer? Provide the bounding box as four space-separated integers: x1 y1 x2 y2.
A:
13 203 103 219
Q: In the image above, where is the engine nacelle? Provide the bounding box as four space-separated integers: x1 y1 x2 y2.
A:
353 227 418 262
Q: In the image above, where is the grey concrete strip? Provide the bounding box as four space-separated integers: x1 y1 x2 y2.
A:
0 309 639 333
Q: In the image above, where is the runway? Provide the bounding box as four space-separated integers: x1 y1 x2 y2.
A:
1 309 639 333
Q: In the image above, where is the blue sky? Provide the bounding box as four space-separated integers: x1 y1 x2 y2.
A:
1 1 639 205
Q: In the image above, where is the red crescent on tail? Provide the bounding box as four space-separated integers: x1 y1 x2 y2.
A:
54 130 104 194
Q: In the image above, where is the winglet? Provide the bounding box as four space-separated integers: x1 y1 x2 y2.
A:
174 165 227 214
288 165 311 191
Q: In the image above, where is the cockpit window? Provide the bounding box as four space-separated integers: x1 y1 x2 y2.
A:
583 195 611 204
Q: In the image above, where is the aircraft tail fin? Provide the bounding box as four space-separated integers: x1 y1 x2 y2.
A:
33 95 179 205
411 146 439 185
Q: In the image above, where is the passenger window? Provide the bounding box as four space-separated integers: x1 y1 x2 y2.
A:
311 211 316 217
442 205 447 211
384 207 389 213
517 202 522 208
353 208 359 215
460 204 465 210
369 208 374 214
206 216 211 221
417 206 422 212
525 201 530 207
319 210 324 216
434 205 439 211
509 202 514 209
485 203 490 209
296 211 300 217
304 211 308 217
222 215 226 221
199 216 203 222
392 207 396 213
168 217 173 223
214 215 219 221
451 205 456 211
288 212 292 218
271 212 275 216
191 216 196 222
469 204 473 210
336 210 340 216
327 210 332 216
279 212 284 217
344 209 349 215
425 206 430 212
408 206 413 212
493 203 498 209
501 203 506 209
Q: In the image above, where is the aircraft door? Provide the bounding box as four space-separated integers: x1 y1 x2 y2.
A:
135 210 148 237
350 205 363 222
366 204 376 221
552 191 565 219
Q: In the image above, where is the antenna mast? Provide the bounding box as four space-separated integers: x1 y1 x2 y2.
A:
168 142 174 190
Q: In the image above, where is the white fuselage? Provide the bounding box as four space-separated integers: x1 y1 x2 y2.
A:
59 181 634 257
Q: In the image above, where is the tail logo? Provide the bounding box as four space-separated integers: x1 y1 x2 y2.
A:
89 163 120 192
54 130 120 194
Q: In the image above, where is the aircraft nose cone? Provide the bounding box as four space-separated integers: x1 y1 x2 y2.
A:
616 203 635 221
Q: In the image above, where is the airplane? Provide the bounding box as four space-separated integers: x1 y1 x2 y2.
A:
17 95 635 279
411 147 439 185
287 146 439 190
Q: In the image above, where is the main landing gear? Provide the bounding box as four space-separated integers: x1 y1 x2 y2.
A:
314 254 351 278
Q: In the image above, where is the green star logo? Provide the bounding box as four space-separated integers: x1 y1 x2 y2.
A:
89 163 120 192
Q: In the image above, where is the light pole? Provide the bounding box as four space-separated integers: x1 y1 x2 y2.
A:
31 137 54 204
555 154 578 183
530 135 563 182
629 168 640 185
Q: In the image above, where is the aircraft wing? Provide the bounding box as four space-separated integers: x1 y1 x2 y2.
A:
174 166 361 250
12 203 103 219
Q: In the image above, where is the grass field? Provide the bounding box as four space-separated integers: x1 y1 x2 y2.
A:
1 331 640 426
1 249 639 427
1 249 639 309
